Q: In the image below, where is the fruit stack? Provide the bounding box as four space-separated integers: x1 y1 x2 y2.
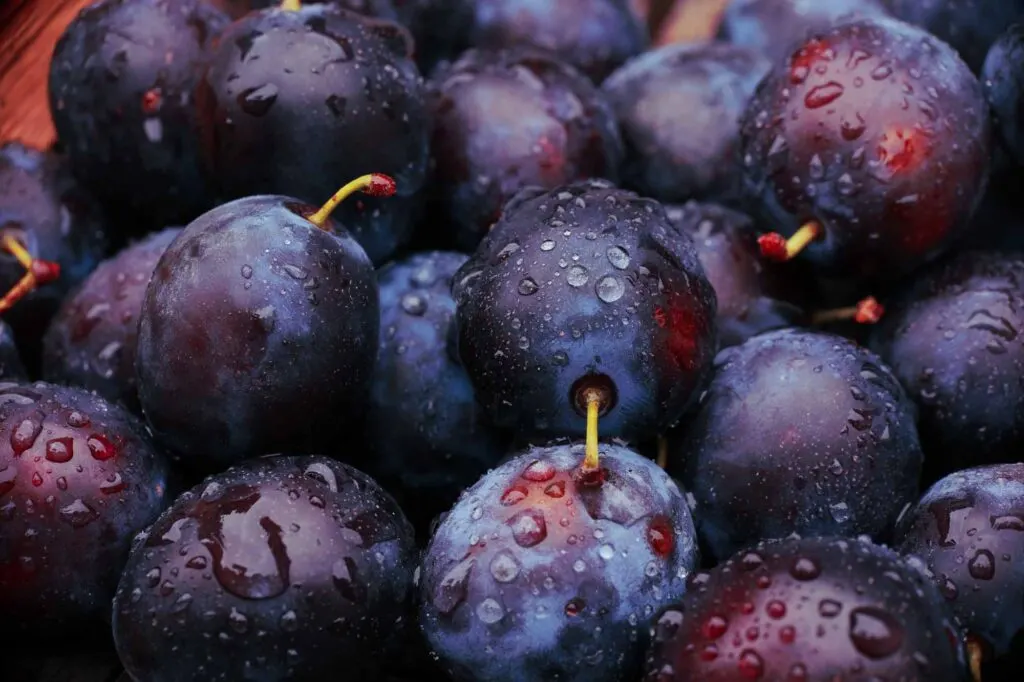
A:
1 1 1024 681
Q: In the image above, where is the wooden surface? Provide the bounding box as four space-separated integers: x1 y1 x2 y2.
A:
0 0 730 150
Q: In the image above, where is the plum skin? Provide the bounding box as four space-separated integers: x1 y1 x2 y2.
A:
419 443 699 682
135 196 379 469
0 381 170 639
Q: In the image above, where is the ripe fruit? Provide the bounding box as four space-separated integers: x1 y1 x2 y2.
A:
48 0 228 232
196 2 429 264
603 42 770 205
420 442 698 682
896 464 1024 678
739 17 991 284
982 24 1024 167
113 455 417 682
869 251 1024 478
136 175 389 470
644 535 970 682
43 228 182 413
0 382 170 639
669 328 922 561
427 47 623 252
453 179 717 442
365 251 509 537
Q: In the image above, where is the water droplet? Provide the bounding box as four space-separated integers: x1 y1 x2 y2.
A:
871 63 893 80
598 544 615 560
100 472 126 495
508 509 547 547
241 264 253 279
31 472 43 487
848 606 904 659
303 462 338 492
968 549 995 580
738 649 764 679
790 557 820 580
808 154 824 180
522 460 556 482
766 600 786 619
186 556 208 570
804 81 844 108
45 437 74 463
228 608 249 633
59 499 98 528
573 559 587 573
237 84 279 117
171 593 193 614
565 597 585 617
489 550 520 583
939 577 958 600
540 239 556 251
434 557 474 614
703 615 728 640
10 417 42 455
501 485 528 506
647 516 674 557
476 598 504 624
400 293 427 316
495 242 520 263
551 351 569 367
596 276 625 303
544 481 565 498
66 411 90 428
87 434 116 461
567 265 589 287
280 610 298 631
606 246 630 269
829 502 851 524
841 113 866 140
518 277 539 296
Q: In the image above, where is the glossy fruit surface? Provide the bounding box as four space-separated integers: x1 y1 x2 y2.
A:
982 24 1024 167
885 0 1024 72
719 0 891 63
665 202 809 348
136 195 378 470
453 179 717 442
644 535 970 681
43 228 181 414
895 464 1024 662
365 251 509 538
739 16 991 283
0 381 170 638
870 252 1024 477
0 143 109 371
428 47 623 252
49 0 228 232
670 328 922 561
113 455 417 682
420 442 698 682
603 42 770 205
196 4 429 264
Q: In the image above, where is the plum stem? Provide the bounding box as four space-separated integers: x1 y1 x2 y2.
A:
811 296 884 325
582 389 601 473
0 234 60 315
968 637 983 682
306 173 397 231
758 221 821 262
280 0 301 10
656 435 668 469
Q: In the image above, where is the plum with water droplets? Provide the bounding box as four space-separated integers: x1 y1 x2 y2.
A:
0 381 170 640
885 0 1024 73
452 179 717 443
427 47 623 252
982 24 1024 168
869 252 1024 478
196 2 429 264
136 177 386 470
665 202 811 348
896 463 1024 674
644 535 970 681
719 0 891 64
602 41 770 205
419 442 698 682
739 16 991 285
112 455 417 682
365 251 509 538
49 0 228 234
43 228 181 414
669 328 922 561
0 143 109 372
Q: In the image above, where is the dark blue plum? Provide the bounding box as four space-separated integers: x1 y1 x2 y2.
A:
0 320 26 381
602 42 770 205
739 16 991 285
669 328 922 562
896 464 1024 673
869 252 1024 479
43 228 182 414
366 251 509 538
0 143 109 372
419 442 698 682
664 202 810 348
49 0 228 234
196 4 429 264
886 0 1024 73
982 24 1024 167
136 195 378 471
113 455 417 682
453 179 718 443
644 536 970 681
719 0 890 63
427 47 623 252
0 382 171 640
